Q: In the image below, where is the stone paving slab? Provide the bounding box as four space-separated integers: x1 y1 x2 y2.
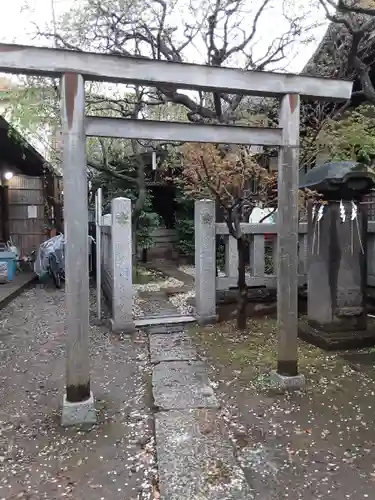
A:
150 332 198 363
138 293 179 318
155 408 254 500
152 361 219 410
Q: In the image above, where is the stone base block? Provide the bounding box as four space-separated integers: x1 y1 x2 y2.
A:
110 319 136 334
299 317 375 350
196 314 218 326
270 370 305 390
61 391 96 427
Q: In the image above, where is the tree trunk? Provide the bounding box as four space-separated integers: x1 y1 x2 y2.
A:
237 236 248 330
131 137 146 267
132 223 138 264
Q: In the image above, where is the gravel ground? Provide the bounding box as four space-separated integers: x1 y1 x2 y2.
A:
191 319 375 499
168 290 195 316
133 277 184 318
156 266 195 316
0 284 158 500
179 265 226 278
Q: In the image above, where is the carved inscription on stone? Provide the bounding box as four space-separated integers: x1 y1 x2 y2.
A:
116 211 129 226
201 211 213 225
336 287 363 315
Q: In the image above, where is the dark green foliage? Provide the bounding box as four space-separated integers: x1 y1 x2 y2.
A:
174 190 195 261
174 189 227 269
93 179 161 251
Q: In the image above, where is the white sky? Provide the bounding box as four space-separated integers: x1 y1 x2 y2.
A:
0 0 330 160
0 0 329 72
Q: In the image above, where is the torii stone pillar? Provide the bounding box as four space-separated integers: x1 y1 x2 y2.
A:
61 73 96 426
270 94 305 390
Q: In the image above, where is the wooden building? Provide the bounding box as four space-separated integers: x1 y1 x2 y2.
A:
0 116 62 257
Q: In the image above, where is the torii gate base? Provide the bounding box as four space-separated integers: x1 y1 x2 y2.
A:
0 43 352 425
61 392 96 427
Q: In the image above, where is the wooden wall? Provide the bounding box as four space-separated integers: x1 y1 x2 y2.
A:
7 175 45 256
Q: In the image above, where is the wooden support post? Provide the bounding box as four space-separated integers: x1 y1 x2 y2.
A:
273 94 304 387
61 73 95 425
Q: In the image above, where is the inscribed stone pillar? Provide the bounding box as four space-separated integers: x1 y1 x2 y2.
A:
308 201 367 331
195 200 217 324
111 197 135 333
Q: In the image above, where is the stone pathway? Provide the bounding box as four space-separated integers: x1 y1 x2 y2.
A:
135 262 195 319
143 261 194 288
146 325 254 499
138 291 180 318
1 281 255 500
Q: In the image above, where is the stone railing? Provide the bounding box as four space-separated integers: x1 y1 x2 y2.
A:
215 222 308 290
97 198 375 327
100 197 134 333
194 200 375 323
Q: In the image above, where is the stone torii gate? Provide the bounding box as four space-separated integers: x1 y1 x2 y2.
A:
0 44 352 425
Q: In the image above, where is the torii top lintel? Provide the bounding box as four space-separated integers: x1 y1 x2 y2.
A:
0 43 352 101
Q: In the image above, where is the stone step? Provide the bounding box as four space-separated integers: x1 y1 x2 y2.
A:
134 315 196 328
150 332 198 364
155 408 254 500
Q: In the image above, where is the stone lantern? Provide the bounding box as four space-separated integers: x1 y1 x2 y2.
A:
299 161 375 347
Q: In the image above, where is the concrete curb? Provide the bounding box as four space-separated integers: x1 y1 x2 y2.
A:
0 274 37 311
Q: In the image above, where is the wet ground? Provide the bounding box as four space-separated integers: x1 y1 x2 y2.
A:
4 279 375 499
0 284 157 500
190 319 375 499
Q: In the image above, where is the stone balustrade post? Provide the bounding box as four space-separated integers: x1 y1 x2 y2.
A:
225 235 238 280
111 197 135 333
195 200 217 324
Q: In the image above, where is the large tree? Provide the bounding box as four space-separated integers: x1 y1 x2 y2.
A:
3 0 325 266
32 0 319 124
315 0 375 104
179 143 277 330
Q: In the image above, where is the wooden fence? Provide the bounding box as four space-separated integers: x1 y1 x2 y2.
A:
8 175 45 256
216 221 375 290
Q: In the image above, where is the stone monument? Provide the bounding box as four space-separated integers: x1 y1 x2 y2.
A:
299 161 375 349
